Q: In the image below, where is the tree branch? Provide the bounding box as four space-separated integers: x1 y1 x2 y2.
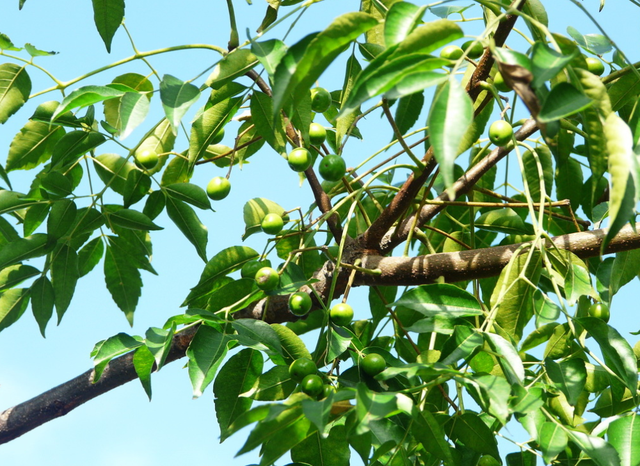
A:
3 222 640 444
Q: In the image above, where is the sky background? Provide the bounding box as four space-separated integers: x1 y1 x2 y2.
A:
1 1 640 465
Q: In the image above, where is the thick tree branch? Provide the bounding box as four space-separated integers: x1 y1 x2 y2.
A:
4 222 640 444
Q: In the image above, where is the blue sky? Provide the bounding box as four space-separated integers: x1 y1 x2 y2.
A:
1 1 639 465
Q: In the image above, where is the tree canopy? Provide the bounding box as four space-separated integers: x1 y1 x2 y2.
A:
2 0 640 465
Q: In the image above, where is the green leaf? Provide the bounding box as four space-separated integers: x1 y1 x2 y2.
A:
603 113 637 252
538 83 593 123
610 249 640 296
491 250 542 341
291 425 351 466
270 324 312 365
445 412 500 458
0 264 39 292
47 199 77 239
92 332 142 381
0 288 30 332
108 208 163 231
272 12 378 116
393 91 425 139
77 236 104 278
159 75 201 135
184 245 258 306
215 348 263 441
608 414 640 466
50 244 79 322
545 358 586 406
566 430 620 466
144 325 175 370
394 19 463 56
485 333 525 384
187 324 230 397
428 78 473 192
531 42 577 89
354 383 413 435
0 33 21 51
51 130 106 168
522 146 553 202
204 49 258 88
104 241 142 324
104 73 153 139
30 276 54 337
165 197 208 262
0 234 52 270
440 326 484 366
250 91 287 155
24 43 57 57
91 0 124 52
242 365 297 401
411 407 455 463
251 39 288 77
538 422 568 464
135 118 176 176
188 97 241 168
0 63 31 124
238 403 305 456
163 183 211 210
508 384 544 415
567 26 613 55
391 283 483 318
53 85 130 121
132 345 154 400
160 153 191 186
578 317 638 397
385 2 427 48
7 120 65 172
122 170 151 208
93 153 137 195
233 319 282 356
328 326 352 361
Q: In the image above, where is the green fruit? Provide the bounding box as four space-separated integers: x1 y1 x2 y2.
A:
287 147 312 172
206 176 231 200
330 303 354 326
289 357 317 382
588 302 610 322
289 292 313 316
362 353 386 376
309 123 327 146
492 71 511 92
462 40 484 59
241 259 272 279
255 266 280 291
440 45 464 61
319 154 346 182
300 374 324 397
488 120 513 146
477 455 501 466
310 87 332 113
322 384 336 399
134 148 159 170
211 126 225 144
261 213 284 235
585 57 605 76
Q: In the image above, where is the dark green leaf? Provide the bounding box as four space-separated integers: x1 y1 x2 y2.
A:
7 120 64 171
187 324 230 397
104 242 142 324
50 244 79 322
0 288 30 332
91 0 124 52
92 332 142 380
165 197 208 262
47 199 77 239
108 208 163 231
0 234 52 270
30 276 54 337
164 183 211 210
250 91 287 155
539 83 593 123
51 131 106 168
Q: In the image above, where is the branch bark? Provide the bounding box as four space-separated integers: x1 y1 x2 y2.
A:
3 222 640 444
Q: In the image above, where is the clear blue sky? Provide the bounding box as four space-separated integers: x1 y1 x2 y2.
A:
0 1 639 465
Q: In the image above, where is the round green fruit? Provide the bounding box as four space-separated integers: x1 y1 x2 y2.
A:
287 147 312 172
330 303 354 326
289 292 313 316
206 176 231 201
319 154 346 182
462 40 484 59
488 120 513 146
241 259 272 279
322 384 336 399
310 87 332 113
300 374 324 397
309 123 327 146
588 302 610 322
440 45 464 61
254 266 280 291
477 455 501 466
261 213 284 235
211 126 225 144
134 148 159 170
585 57 605 76
492 71 511 92
362 353 386 376
289 357 317 383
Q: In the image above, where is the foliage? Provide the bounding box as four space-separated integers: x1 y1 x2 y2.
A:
2 1 640 465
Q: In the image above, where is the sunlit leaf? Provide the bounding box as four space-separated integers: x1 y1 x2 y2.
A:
0 63 31 124
160 74 201 135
